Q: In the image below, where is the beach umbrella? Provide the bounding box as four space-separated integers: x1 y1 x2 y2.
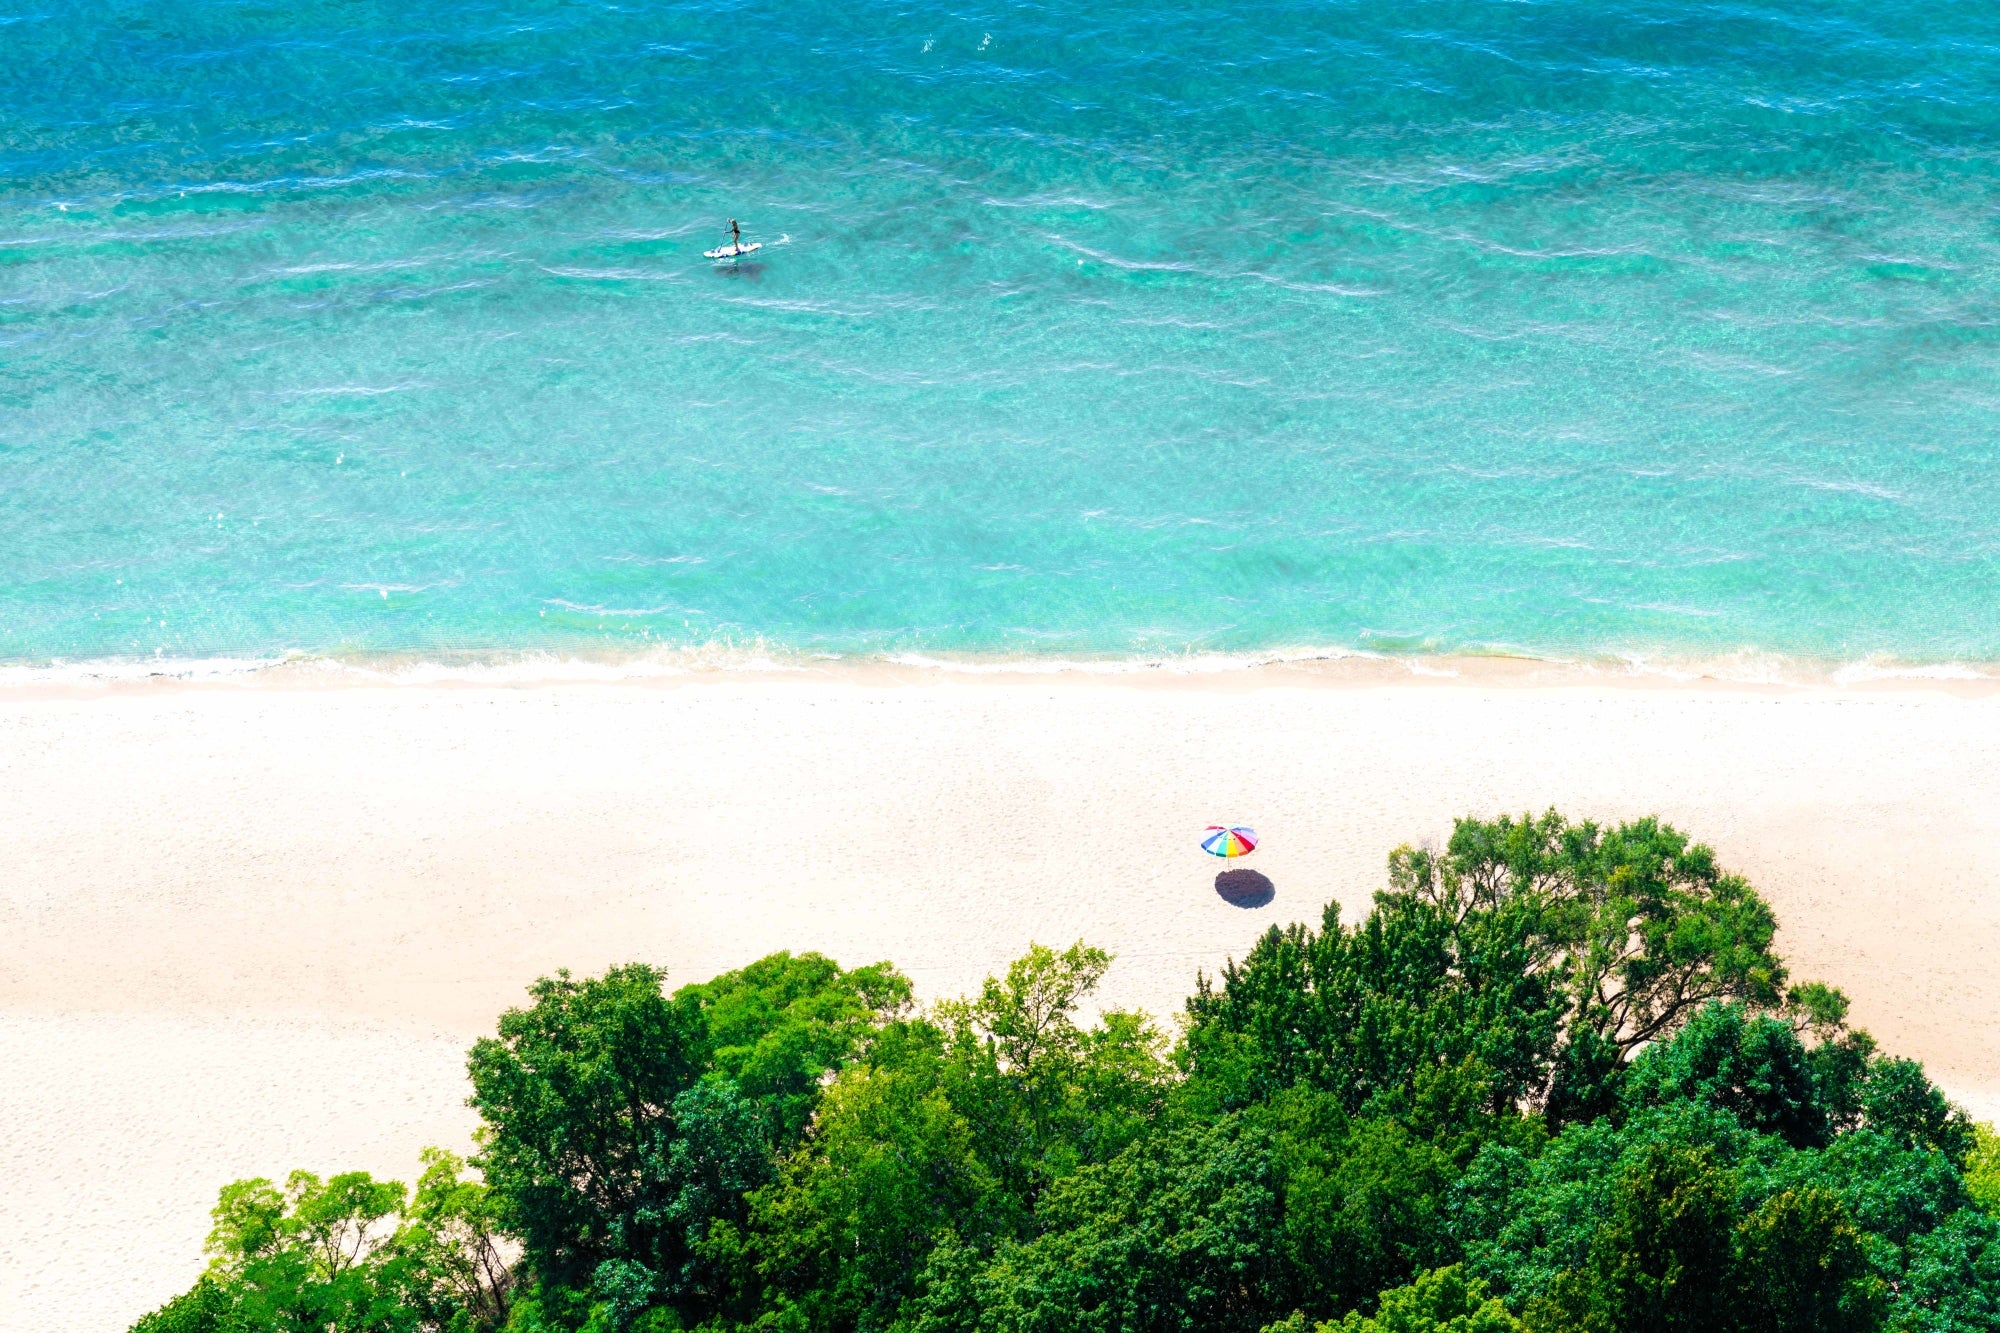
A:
1202 825 1258 859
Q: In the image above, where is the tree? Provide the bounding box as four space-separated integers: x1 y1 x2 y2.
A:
130 1152 516 1333
1184 813 1787 1129
1527 1143 1738 1333
208 1170 422 1333
1858 1058 1975 1166
933 941 1172 1202
127 1169 423 1333
1964 1123 2000 1213
396 1149 516 1331
466 954 912 1329
140 812 2000 1333
1621 1004 1824 1148
1450 1101 1751 1315
130 1278 241 1333
1337 1267 1522 1333
1898 1207 2000 1333
1783 1129 1968 1256
1268 1093 1460 1316
909 1114 1288 1333
1397 814 1787 1123
465 963 718 1327
677 951 912 1147
739 1019 1010 1333
1261 1266 1524 1333
1521 1165 1888 1333
735 942 1172 1333
1179 894 1563 1127
1731 1188 1882 1333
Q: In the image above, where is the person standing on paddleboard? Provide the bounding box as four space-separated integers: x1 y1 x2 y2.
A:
705 219 760 261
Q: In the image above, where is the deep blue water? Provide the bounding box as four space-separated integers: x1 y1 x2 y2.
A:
5 0 2000 666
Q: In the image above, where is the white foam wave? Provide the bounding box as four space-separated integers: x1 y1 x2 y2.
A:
542 599 697 617
0 647 808 689
541 265 686 282
0 654 301 687
0 646 1995 693
1048 236 1379 296
277 383 429 397
1831 659 1996 685
881 646 1386 675
270 257 437 276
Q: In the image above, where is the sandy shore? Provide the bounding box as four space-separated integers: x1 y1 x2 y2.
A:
5 664 2000 1330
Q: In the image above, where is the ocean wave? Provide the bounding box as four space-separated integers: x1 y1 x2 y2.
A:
540 265 687 282
2 644 1995 693
1831 659 1997 685
541 599 701 617
275 383 429 397
158 167 435 199
880 646 1388 675
1051 236 1382 296
267 257 450 276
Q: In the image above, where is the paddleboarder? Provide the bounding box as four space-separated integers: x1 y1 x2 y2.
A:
706 219 762 261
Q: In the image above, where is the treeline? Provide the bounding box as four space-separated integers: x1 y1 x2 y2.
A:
136 812 2000 1333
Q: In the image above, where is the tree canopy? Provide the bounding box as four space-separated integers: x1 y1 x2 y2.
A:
132 812 1999 1333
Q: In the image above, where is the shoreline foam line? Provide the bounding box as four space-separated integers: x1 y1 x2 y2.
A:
0 642 1996 695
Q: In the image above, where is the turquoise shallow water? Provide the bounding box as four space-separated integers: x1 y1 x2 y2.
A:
5 0 2000 667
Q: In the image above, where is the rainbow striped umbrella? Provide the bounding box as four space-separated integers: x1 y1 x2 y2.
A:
1201 825 1258 859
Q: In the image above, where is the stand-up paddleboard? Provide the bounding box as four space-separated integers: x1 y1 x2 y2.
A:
705 241 762 260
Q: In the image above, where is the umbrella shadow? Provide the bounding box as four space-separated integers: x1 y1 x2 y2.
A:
1214 867 1275 909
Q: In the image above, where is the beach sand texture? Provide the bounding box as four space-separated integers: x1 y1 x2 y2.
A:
4 670 1999 1330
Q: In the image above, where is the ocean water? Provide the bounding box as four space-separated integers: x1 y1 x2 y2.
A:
5 0 2000 669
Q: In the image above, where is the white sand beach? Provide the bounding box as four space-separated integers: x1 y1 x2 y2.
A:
5 664 2000 1330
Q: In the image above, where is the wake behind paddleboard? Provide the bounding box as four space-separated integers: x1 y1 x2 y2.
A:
704 242 762 260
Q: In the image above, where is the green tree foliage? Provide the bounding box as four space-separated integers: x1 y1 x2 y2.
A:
467 954 908 1330
1898 1207 2000 1332
1621 999 1975 1167
1792 1129 1968 1262
678 951 913 1146
204 1169 422 1332
466 963 714 1324
1263 1089 1461 1314
1262 1266 1524 1333
1621 1006 1825 1148
733 941 1172 1333
131 1278 240 1333
1527 1143 1741 1332
900 1085 1477 1332
1731 1188 1882 1333
1182 813 1786 1128
1456 1008 1969 1331
732 1020 1010 1333
929 942 1171 1199
910 1115 1285 1333
1858 1059 1977 1165
1517 1148 1882 1333
1965 1124 2000 1212
140 815 2000 1333
129 1155 508 1333
397 1149 516 1332
1335 1268 1523 1333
